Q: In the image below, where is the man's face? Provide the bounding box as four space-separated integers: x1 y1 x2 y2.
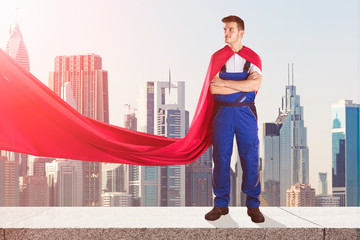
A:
223 22 244 45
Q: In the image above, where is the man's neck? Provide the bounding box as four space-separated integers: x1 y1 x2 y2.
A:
228 43 243 53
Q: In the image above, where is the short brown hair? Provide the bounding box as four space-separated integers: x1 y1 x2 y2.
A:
222 15 244 31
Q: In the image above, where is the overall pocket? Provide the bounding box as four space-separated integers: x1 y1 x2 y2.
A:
212 105 223 120
246 105 258 121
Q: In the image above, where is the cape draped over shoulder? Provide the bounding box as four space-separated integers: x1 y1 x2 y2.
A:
0 45 261 166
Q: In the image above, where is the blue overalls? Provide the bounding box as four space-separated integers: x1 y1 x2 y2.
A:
212 60 260 209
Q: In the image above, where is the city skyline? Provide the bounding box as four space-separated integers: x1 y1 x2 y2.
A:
0 0 359 193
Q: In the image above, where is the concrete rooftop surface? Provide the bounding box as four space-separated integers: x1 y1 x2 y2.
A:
0 207 359 240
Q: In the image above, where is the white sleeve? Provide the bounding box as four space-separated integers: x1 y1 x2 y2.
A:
249 63 262 75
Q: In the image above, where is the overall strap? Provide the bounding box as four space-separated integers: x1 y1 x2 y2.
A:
243 60 251 73
234 60 251 103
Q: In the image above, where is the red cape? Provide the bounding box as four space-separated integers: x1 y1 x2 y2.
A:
0 45 261 166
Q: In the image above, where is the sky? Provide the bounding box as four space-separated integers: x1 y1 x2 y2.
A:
0 0 359 194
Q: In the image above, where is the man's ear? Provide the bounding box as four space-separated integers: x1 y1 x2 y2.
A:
239 30 244 38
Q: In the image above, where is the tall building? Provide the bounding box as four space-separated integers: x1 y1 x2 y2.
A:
286 183 315 207
1 151 28 178
262 123 281 206
0 156 19 206
33 157 54 177
19 176 48 206
124 104 137 131
46 160 83 206
2 20 29 180
5 22 30 71
124 105 141 206
49 54 109 206
318 172 328 195
102 163 128 193
138 81 187 206
263 66 309 206
331 100 360 206
185 147 212 206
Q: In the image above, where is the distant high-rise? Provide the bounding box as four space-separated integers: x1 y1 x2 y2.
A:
286 183 315 207
49 54 109 206
124 105 141 206
1 151 28 178
138 81 186 206
102 163 128 193
263 65 309 206
124 104 137 131
262 123 281 206
185 147 212 206
5 22 30 71
46 160 83 206
318 172 328 195
33 157 54 177
2 21 29 179
331 100 360 206
49 54 109 123
0 156 19 206
19 176 48 206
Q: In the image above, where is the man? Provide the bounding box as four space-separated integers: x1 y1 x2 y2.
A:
204 15 265 223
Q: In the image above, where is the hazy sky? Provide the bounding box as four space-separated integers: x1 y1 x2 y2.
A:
0 0 359 193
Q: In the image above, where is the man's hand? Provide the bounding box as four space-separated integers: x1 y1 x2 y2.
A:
211 75 225 87
210 82 240 95
247 71 261 80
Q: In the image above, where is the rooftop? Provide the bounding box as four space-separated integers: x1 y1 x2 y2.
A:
0 207 359 239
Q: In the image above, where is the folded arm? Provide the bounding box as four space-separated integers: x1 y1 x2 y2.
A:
209 72 262 95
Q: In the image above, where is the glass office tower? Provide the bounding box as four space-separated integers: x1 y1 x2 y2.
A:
331 100 360 206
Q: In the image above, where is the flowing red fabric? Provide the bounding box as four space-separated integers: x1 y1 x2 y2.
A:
0 45 261 166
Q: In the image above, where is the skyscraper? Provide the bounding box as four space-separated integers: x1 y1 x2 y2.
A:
263 65 309 206
2 21 29 179
102 163 128 193
262 123 281 206
124 104 137 131
33 157 54 177
5 22 30 71
46 159 83 206
331 100 360 206
138 81 186 206
0 156 19 206
124 105 141 206
19 176 48 206
318 172 328 195
49 54 109 206
185 147 213 206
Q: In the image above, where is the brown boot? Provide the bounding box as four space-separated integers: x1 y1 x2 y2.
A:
247 207 265 223
205 206 229 221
